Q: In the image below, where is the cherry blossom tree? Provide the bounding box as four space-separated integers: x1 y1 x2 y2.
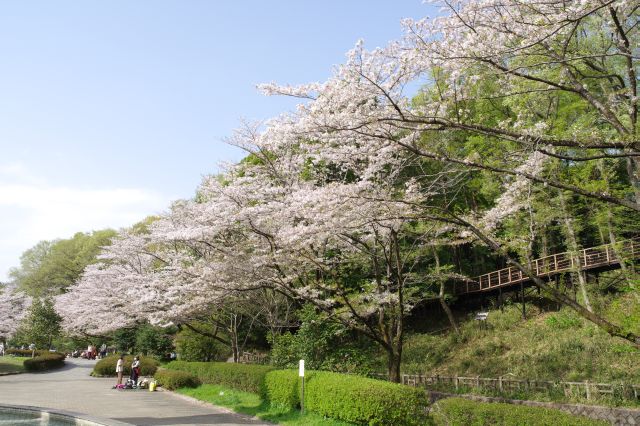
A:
261 0 639 211
0 283 31 340
259 0 640 345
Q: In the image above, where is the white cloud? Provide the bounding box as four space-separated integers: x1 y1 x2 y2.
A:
0 163 171 281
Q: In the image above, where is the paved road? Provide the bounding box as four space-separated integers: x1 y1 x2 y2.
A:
0 358 270 426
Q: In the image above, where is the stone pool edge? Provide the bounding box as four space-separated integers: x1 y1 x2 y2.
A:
0 403 134 426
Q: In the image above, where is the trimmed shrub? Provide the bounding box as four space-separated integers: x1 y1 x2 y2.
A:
92 355 158 377
154 369 201 390
431 398 608 426
262 369 308 409
6 349 48 357
263 369 428 425
23 352 65 371
304 371 429 425
165 361 274 393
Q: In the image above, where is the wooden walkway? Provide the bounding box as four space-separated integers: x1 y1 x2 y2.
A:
453 236 640 295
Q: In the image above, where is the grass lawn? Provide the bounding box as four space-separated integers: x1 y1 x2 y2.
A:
0 356 29 374
177 384 354 426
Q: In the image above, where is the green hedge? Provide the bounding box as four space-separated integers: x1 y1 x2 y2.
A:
92 355 158 377
305 371 429 426
23 352 65 371
431 398 608 426
154 369 201 390
262 369 428 425
165 361 274 394
262 369 306 409
6 349 48 357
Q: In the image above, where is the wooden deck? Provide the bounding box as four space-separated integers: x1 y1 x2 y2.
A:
453 236 640 295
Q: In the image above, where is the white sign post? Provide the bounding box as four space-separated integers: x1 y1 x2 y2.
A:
299 359 305 415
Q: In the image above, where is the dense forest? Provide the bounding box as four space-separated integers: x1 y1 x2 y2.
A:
1 0 639 388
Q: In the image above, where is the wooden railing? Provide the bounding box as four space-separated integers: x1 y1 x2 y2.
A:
453 236 640 295
371 373 640 402
238 352 268 364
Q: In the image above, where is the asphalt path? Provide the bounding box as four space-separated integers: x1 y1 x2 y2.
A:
0 358 269 426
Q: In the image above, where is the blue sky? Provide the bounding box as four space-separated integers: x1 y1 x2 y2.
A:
0 1 436 280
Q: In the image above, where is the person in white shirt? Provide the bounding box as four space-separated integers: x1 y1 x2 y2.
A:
0 342 4 356
115 355 124 386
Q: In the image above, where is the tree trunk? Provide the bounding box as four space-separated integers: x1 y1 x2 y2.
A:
433 247 459 332
439 290 459 333
598 160 638 294
558 190 593 312
230 314 239 363
387 348 401 383
626 156 640 205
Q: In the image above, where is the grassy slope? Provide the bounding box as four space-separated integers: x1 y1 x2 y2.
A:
399 292 640 383
178 384 354 426
0 356 29 374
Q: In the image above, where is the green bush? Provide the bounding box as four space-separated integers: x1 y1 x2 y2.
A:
6 349 48 357
154 369 201 390
23 352 65 371
165 361 274 393
305 371 429 425
269 305 377 375
92 355 158 377
263 369 428 425
262 369 307 409
431 398 608 426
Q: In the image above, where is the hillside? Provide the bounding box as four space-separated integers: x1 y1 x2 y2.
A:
397 290 640 384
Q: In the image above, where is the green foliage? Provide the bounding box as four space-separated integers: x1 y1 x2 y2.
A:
304 371 429 426
109 323 176 357
175 324 230 361
430 398 607 426
396 301 640 385
23 352 65 372
112 328 137 353
19 298 62 349
545 311 582 330
262 366 430 425
269 305 376 375
10 230 116 296
92 355 158 377
154 369 201 390
5 349 50 357
179 384 354 426
165 361 274 393
134 324 174 357
169 362 427 424
262 369 305 409
52 334 94 353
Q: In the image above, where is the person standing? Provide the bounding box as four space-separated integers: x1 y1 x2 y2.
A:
115 355 124 386
0 341 4 356
130 356 141 385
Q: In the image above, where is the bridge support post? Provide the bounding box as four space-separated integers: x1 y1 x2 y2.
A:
520 281 526 319
555 275 561 311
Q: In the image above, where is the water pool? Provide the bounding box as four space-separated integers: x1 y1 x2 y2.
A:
0 406 129 426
